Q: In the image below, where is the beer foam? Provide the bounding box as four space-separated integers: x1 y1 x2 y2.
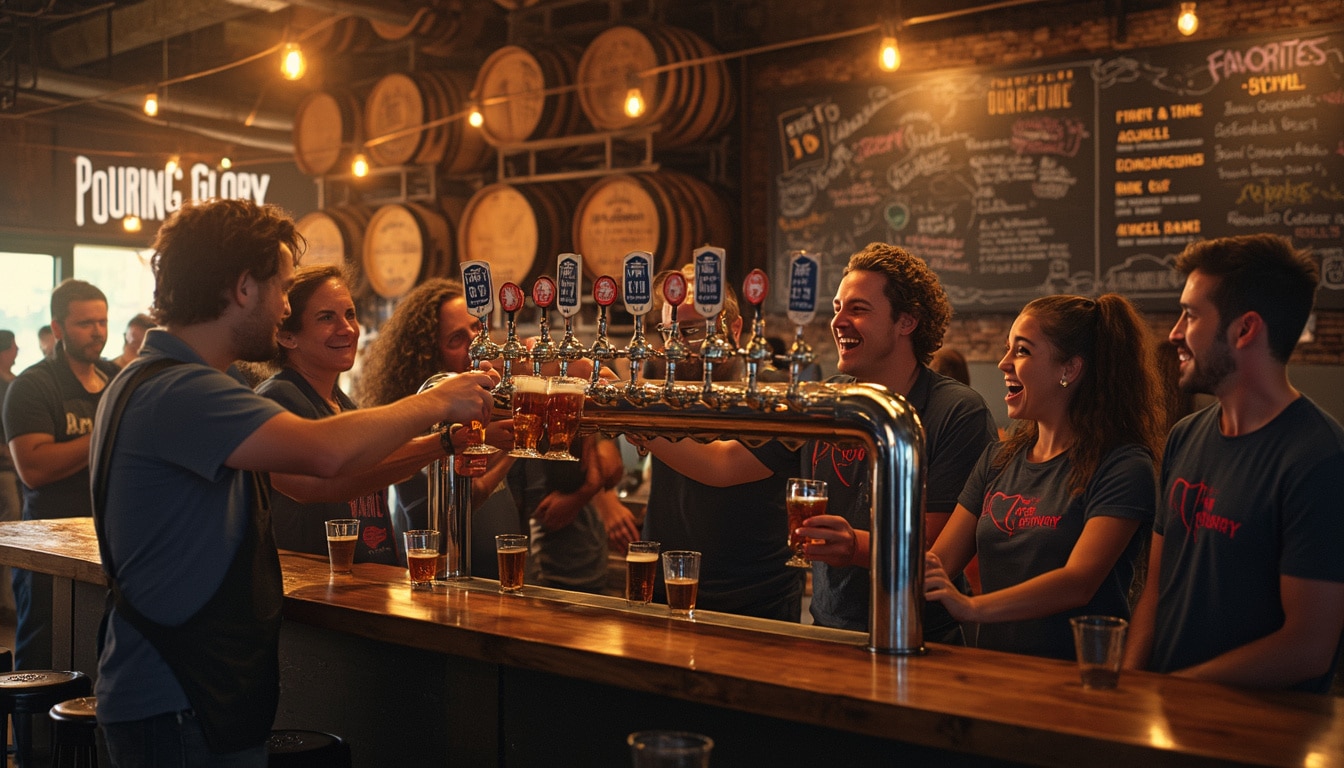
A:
549 376 588 394
512 375 548 393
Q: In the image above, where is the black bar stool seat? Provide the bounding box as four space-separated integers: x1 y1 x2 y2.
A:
266 729 352 768
0 670 92 767
49 696 99 768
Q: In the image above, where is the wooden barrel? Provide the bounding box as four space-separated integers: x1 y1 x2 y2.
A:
575 24 735 148
572 171 733 282
362 200 461 299
370 1 503 58
473 42 591 146
289 6 376 55
363 70 491 174
293 89 363 176
456 181 587 289
296 205 374 299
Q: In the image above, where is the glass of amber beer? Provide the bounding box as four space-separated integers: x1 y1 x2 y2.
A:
325 518 359 574
404 530 440 590
496 533 528 594
662 550 701 618
626 541 660 605
508 375 548 457
785 478 827 567
542 376 587 461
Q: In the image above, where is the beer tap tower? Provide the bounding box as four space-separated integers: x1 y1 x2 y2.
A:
429 248 927 656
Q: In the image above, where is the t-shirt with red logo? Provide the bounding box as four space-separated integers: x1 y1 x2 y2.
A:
960 442 1155 660
1152 397 1344 693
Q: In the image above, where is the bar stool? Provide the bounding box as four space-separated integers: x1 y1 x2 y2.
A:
0 670 92 768
49 696 99 768
266 729 352 768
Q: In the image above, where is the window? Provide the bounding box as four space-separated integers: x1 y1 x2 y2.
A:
73 245 156 362
0 252 56 372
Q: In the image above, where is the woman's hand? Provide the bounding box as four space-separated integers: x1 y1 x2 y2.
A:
925 551 978 622
797 514 859 567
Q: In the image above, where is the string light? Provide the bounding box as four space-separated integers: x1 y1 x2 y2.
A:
351 153 369 177
142 93 158 117
1177 3 1198 36
468 105 483 128
623 87 646 119
122 215 142 233
165 155 179 175
879 35 901 72
218 157 232 170
280 42 307 81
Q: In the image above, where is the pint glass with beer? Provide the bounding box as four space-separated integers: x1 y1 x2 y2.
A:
496 533 528 593
542 376 587 461
509 375 548 458
626 541 660 605
785 478 827 567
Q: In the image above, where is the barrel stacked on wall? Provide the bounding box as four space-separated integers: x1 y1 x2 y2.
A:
457 181 588 289
295 205 374 300
576 24 735 148
472 42 592 146
292 89 364 177
362 197 467 299
367 0 503 57
572 170 733 282
363 70 492 174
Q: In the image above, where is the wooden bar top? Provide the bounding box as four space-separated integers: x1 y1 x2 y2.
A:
2 518 1340 767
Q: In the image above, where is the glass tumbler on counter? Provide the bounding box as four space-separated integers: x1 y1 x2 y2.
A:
404 529 440 589
496 533 529 593
626 541 660 605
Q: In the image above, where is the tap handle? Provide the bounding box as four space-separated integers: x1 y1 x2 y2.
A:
786 251 821 397
660 270 688 390
497 281 526 387
530 275 558 375
461 260 500 371
590 275 619 388
741 269 771 392
622 251 655 389
555 253 585 376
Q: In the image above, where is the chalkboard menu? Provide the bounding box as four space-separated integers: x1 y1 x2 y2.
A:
770 27 1344 313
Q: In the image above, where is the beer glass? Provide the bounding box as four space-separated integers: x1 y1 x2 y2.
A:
404 529 439 590
542 376 587 461
508 375 548 458
325 518 359 574
496 533 528 593
785 478 827 567
460 417 499 455
626 541 660 605
662 550 701 618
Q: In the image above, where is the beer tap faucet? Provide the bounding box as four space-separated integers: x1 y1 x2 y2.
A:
658 270 700 408
496 282 527 397
785 251 821 403
692 246 735 410
588 275 620 405
458 260 501 469
620 251 661 407
740 269 776 410
529 276 558 375
554 253 586 378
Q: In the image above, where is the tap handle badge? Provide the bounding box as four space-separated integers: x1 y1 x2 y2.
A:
742 268 769 308
556 252 582 319
499 282 525 314
592 275 618 307
460 260 494 319
532 275 557 309
662 271 687 308
787 251 820 327
692 245 725 320
622 251 653 317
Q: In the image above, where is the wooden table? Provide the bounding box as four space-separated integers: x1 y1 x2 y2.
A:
2 518 1341 767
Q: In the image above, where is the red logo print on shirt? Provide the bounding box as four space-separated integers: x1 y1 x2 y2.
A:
1168 478 1241 540
810 442 867 488
362 525 388 551
983 492 1061 535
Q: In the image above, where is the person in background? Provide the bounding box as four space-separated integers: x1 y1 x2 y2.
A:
795 244 997 641
360 278 519 579
257 265 462 564
758 335 821 383
1125 234 1344 693
632 266 805 621
37 324 55 360
112 312 155 369
923 294 1165 660
0 330 19 624
91 198 496 766
930 346 971 387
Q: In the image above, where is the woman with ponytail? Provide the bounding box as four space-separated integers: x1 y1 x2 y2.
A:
924 294 1166 659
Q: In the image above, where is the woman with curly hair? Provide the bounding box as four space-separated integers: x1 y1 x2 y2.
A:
360 278 517 576
924 293 1166 659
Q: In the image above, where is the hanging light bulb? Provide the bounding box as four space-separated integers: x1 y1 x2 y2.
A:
1177 3 1199 36
351 153 369 178
281 42 307 81
123 215 142 233
879 35 902 72
468 105 483 128
218 157 233 170
165 156 179 175
143 92 159 117
624 86 645 119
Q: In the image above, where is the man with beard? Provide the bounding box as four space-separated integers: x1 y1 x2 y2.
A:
90 199 496 766
1125 234 1344 693
4 280 118 677
636 266 805 621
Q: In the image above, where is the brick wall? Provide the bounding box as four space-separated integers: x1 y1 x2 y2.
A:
743 0 1344 369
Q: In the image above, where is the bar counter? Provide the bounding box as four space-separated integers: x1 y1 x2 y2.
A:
2 518 1341 767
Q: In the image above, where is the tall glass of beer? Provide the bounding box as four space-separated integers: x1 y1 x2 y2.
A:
661 550 701 618
542 376 587 461
496 533 528 593
626 541 660 605
508 375 548 457
324 518 359 574
785 478 827 567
